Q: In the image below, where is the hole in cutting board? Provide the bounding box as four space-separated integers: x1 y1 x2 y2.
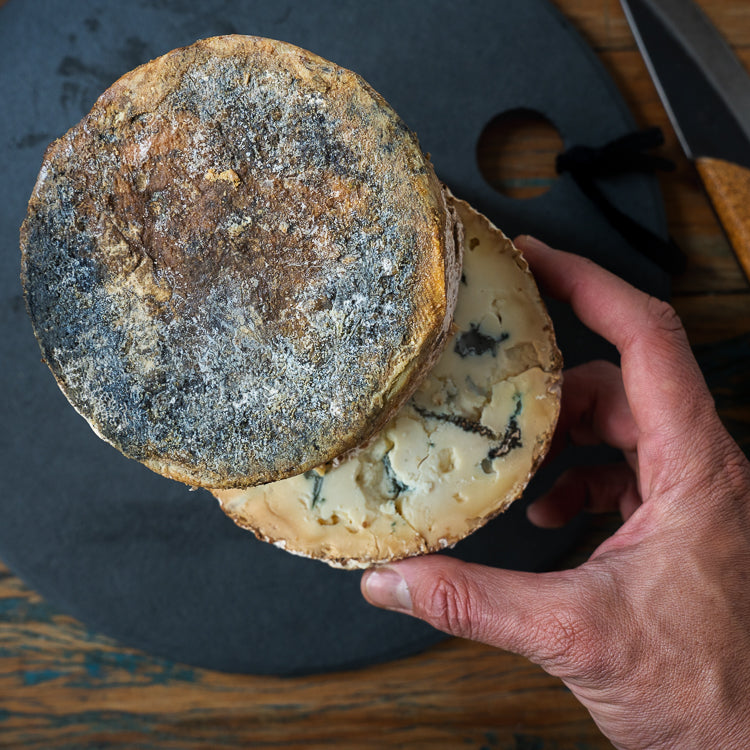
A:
477 108 563 199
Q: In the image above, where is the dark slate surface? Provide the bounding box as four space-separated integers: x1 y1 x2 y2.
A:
0 0 669 674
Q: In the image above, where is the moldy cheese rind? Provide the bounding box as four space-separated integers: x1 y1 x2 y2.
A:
20 35 461 489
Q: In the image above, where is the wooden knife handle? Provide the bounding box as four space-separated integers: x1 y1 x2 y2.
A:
695 156 750 283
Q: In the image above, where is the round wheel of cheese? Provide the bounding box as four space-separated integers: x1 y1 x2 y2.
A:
215 196 563 568
21 35 461 489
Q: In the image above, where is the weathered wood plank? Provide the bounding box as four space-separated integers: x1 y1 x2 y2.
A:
675 294 750 344
550 0 750 52
0 567 605 748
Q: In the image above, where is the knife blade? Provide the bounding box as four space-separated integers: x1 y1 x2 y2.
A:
620 0 750 282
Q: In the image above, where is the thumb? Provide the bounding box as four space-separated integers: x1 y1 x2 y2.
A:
361 555 586 670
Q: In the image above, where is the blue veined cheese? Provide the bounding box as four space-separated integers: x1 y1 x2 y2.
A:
214 196 562 568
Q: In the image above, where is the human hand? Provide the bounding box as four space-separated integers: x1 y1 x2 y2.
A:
361 237 750 750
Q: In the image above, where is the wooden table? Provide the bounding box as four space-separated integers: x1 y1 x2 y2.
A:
1 1 748 747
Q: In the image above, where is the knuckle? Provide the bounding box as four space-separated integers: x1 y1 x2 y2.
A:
420 572 479 640
702 441 750 510
621 296 686 361
532 606 588 668
531 599 617 679
644 296 683 337
723 450 750 491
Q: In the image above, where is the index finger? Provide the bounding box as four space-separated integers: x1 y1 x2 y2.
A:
514 236 714 444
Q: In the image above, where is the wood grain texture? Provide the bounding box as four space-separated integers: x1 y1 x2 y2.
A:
1 1 749 749
0 560 603 749
477 110 564 199
696 156 750 282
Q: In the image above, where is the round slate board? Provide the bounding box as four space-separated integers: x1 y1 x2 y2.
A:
0 0 670 675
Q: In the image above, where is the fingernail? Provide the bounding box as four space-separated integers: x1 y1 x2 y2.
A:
363 567 412 612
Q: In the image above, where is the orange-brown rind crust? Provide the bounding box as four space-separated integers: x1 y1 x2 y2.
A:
20 35 461 489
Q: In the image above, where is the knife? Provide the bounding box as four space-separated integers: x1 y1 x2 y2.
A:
620 0 750 282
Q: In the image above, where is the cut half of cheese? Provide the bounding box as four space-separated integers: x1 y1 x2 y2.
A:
214 196 562 568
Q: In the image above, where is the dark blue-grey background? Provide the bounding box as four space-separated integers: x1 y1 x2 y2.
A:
0 0 668 674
